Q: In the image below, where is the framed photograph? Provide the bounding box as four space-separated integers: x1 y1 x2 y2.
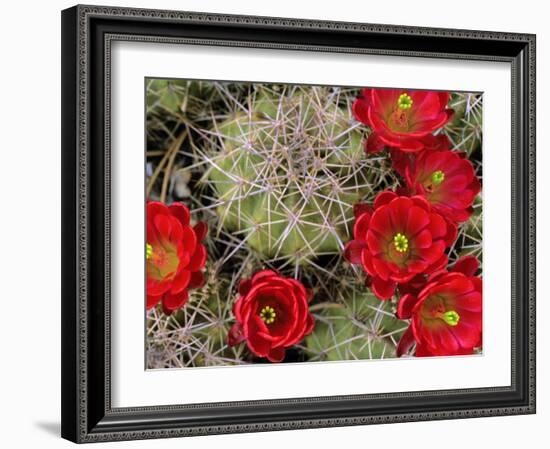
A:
61 4 536 443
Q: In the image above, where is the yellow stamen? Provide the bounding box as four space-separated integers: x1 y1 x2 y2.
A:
441 310 460 326
146 243 153 260
397 93 413 110
260 306 277 324
431 170 445 186
393 232 409 253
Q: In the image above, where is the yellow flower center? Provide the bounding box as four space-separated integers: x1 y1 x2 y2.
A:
397 93 413 110
393 232 409 253
146 242 179 281
431 170 445 186
260 306 277 324
441 310 460 326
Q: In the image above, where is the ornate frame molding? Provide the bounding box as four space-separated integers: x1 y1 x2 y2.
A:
61 4 536 443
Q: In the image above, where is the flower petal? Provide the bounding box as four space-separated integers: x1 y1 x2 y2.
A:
344 240 367 264
374 191 398 209
396 326 415 357
168 202 191 226
396 294 420 319
193 221 208 241
227 322 246 346
187 244 207 272
451 256 480 277
365 132 386 154
371 276 396 300
267 347 286 363
162 290 189 314
170 269 191 294
189 270 205 289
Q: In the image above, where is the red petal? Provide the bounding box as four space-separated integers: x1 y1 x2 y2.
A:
409 90 442 117
147 201 169 220
154 214 172 237
170 269 191 294
365 132 386 154
426 254 449 274
188 270 205 289
146 294 161 310
227 322 246 346
421 134 451 152
352 96 371 125
451 256 479 277
238 279 253 296
372 257 392 281
168 202 191 226
146 277 171 297
410 195 431 212
428 212 447 240
416 240 446 265
406 206 430 237
245 316 273 358
396 326 416 357
396 138 426 153
396 294 420 319
353 212 371 240
193 221 208 241
371 276 396 300
412 229 432 249
366 231 385 256
267 347 286 363
162 290 189 314
390 149 412 178
374 191 398 209
353 203 373 219
360 248 376 276
371 88 400 109
370 206 394 236
251 269 278 284
187 244 207 272
181 225 198 258
415 342 435 357
438 92 451 107
443 218 458 246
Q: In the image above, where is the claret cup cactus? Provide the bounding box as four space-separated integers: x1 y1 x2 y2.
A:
145 79 482 368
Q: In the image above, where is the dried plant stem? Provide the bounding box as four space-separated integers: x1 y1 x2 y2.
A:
309 302 345 312
146 129 187 199
160 129 188 202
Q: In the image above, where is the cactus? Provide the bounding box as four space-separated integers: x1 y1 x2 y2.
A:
444 92 483 156
443 92 483 269
202 85 397 265
451 194 483 265
145 80 482 368
146 78 219 117
303 275 407 361
444 91 483 268
146 261 250 368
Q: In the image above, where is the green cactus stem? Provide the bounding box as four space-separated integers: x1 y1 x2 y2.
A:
203 85 395 265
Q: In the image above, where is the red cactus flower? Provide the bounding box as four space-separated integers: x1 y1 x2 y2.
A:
405 150 481 222
396 256 482 357
389 134 452 178
146 201 208 314
344 191 456 300
228 270 314 362
352 88 454 154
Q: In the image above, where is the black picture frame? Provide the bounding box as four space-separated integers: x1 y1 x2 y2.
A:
61 4 536 443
